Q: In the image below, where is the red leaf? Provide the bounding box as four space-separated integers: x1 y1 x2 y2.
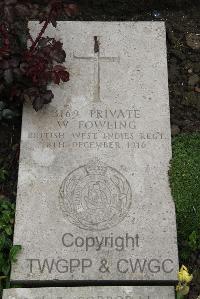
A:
60 70 69 82
52 65 69 84
52 71 60 84
0 24 10 57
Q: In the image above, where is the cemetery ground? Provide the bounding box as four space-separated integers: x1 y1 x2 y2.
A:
0 1 200 299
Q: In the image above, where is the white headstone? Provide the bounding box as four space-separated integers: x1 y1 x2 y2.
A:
11 22 178 283
3 286 175 299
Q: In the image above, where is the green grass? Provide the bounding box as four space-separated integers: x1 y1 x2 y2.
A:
170 133 200 261
0 197 21 297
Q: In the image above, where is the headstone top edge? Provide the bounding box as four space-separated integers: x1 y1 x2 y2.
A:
28 20 166 26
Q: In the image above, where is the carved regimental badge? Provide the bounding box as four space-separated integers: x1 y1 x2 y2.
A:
59 159 132 231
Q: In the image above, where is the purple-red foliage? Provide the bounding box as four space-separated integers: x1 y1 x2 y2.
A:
0 0 79 111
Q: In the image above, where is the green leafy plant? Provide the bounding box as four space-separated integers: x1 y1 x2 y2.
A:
191 269 200 299
170 133 200 261
0 196 21 296
188 231 199 252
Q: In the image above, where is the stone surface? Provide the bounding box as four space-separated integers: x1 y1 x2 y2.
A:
11 22 178 283
3 286 175 299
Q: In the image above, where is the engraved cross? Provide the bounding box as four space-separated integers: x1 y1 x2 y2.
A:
74 36 120 102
